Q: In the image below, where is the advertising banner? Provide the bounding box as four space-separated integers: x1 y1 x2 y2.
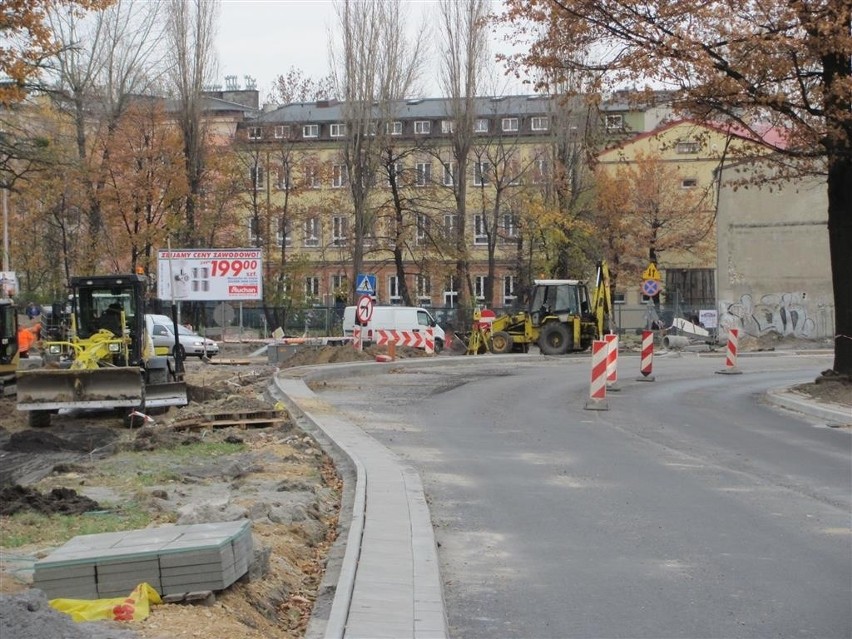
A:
157 249 263 301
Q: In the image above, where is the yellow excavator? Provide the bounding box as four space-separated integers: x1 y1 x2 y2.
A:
465 261 614 355
16 274 187 427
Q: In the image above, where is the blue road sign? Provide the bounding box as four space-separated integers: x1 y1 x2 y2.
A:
642 279 661 297
356 274 376 295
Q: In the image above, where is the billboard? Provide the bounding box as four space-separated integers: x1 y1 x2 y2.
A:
157 249 263 301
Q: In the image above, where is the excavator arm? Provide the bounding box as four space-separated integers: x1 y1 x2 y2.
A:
591 260 613 339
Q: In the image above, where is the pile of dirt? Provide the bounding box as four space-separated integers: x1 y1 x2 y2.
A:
0 485 102 517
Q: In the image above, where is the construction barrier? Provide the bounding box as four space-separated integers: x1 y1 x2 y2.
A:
636 330 655 382
374 328 435 352
716 328 743 375
604 333 620 391
353 326 363 351
584 340 609 411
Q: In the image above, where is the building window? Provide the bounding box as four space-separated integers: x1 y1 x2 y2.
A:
531 116 549 131
441 120 455 134
501 117 518 132
533 157 549 184
415 162 431 186
443 276 458 307
474 118 488 133
248 127 262 140
248 217 262 244
250 165 264 190
416 213 430 245
304 217 320 247
331 215 348 246
500 212 517 242
473 214 488 245
473 161 490 186
388 275 401 305
676 140 700 154
331 275 348 301
442 162 456 186
503 275 516 306
277 218 291 247
416 274 431 305
305 166 320 188
304 276 320 301
473 275 486 303
681 177 698 188
385 121 403 135
332 164 348 188
605 114 623 131
276 165 292 190
274 125 289 139
303 124 319 138
443 212 457 238
386 161 404 187
414 120 431 134
330 123 346 137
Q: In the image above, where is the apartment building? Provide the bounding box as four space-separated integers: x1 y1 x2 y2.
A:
234 95 599 309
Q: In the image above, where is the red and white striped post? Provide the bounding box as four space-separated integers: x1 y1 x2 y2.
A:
604 333 620 391
353 325 362 351
425 327 435 355
636 330 655 382
584 339 609 411
716 328 743 375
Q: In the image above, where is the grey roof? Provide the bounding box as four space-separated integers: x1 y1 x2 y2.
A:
254 94 589 124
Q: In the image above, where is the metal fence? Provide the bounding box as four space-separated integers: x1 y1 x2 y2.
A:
192 301 714 340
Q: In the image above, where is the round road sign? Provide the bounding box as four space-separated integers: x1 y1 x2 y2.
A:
356 295 374 324
642 279 662 297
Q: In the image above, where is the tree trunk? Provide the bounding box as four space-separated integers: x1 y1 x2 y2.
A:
827 151 852 376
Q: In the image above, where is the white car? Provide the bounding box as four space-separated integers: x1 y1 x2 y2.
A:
146 315 219 359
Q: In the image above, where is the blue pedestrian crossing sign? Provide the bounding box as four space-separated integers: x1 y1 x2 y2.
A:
356 274 376 295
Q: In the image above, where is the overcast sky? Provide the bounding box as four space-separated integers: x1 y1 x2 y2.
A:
215 0 529 105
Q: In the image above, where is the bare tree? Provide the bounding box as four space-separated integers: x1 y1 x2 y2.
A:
164 0 219 248
268 66 335 106
330 0 425 302
45 0 164 272
437 0 490 312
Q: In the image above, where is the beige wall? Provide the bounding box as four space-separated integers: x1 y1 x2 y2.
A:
716 162 834 339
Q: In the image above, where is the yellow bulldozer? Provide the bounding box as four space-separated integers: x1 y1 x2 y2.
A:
16 274 187 427
464 261 614 355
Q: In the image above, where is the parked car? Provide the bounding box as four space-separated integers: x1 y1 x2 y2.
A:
145 314 219 359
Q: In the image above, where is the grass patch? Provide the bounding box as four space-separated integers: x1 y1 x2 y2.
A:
0 503 159 548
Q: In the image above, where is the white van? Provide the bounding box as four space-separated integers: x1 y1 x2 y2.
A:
343 305 445 352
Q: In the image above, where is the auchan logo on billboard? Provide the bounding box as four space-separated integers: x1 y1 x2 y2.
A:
228 285 259 295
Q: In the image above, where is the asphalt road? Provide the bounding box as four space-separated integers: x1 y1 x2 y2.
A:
315 351 851 639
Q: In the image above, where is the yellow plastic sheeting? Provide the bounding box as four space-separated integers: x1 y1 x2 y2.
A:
50 582 162 622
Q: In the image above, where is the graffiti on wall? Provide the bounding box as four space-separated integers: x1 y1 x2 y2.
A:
720 292 816 338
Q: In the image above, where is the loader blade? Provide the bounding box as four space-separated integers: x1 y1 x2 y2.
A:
16 367 144 411
145 381 188 408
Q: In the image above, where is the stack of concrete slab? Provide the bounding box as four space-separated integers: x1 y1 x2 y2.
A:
33 520 253 600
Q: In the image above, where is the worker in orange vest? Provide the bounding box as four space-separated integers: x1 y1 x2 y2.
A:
18 322 40 357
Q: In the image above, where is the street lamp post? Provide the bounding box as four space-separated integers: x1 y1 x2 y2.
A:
2 186 8 273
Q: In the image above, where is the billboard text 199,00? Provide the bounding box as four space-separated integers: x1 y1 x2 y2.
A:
211 260 258 276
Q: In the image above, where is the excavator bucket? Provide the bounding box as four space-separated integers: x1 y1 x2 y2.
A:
16 367 145 411
144 381 188 408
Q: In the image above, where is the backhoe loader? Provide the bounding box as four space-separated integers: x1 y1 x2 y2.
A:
16 274 187 427
465 261 614 355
